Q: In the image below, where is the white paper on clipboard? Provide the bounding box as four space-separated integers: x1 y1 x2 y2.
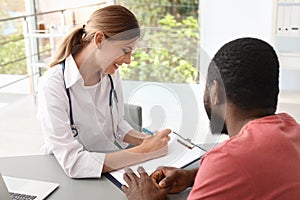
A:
106 132 206 187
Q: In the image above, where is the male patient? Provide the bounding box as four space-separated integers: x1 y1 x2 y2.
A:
122 38 300 200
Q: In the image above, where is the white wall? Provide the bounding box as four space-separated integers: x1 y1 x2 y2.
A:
200 0 275 59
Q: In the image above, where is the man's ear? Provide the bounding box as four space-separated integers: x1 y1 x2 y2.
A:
210 80 226 105
94 31 106 49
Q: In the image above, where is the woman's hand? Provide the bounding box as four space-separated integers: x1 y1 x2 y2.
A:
134 129 171 159
103 129 170 173
112 129 170 173
141 129 171 151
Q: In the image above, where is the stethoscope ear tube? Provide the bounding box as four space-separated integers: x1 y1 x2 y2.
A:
108 75 122 148
109 88 113 107
108 74 114 107
62 60 78 137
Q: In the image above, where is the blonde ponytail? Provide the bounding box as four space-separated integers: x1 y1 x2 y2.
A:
48 26 87 67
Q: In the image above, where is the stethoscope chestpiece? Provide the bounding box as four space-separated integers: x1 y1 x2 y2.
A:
71 124 78 137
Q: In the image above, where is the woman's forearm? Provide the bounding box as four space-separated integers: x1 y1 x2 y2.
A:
102 145 167 173
123 129 150 146
103 129 170 173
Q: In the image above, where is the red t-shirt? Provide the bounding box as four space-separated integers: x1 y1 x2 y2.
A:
188 113 300 200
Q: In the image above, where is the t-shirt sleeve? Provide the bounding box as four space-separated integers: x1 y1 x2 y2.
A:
188 149 256 200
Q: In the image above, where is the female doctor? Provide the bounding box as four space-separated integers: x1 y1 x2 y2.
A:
37 5 171 178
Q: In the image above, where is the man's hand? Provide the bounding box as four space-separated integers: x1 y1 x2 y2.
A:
122 167 170 200
151 167 198 194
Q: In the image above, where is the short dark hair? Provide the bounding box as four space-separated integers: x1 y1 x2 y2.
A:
207 37 279 111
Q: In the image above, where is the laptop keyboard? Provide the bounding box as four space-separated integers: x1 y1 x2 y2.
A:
10 192 37 200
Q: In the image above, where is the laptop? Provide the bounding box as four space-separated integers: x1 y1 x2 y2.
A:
0 173 59 200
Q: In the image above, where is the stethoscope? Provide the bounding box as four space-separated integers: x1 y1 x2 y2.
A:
62 61 122 148
107 74 124 149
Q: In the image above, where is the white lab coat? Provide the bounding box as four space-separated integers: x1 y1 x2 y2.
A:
37 55 132 178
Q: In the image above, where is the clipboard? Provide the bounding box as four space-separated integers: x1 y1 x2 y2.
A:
104 132 206 189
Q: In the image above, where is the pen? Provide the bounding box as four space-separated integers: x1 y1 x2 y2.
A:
142 128 154 135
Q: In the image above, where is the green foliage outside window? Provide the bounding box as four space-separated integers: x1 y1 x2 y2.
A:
117 0 198 27
0 34 27 74
120 14 199 83
117 0 199 83
0 0 27 75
